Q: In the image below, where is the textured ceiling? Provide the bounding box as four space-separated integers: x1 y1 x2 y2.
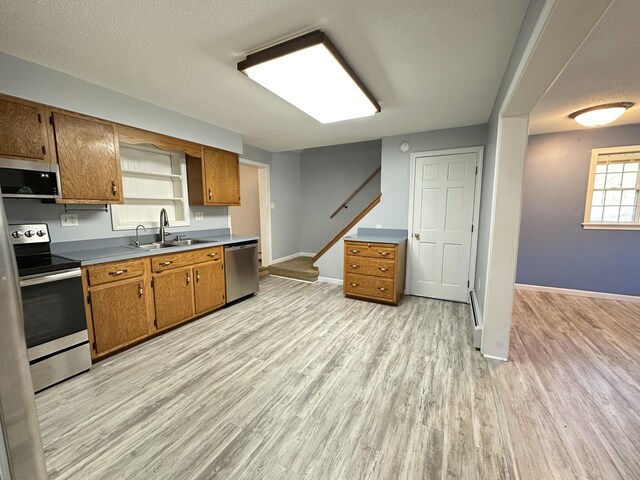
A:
0 0 528 152
530 0 640 135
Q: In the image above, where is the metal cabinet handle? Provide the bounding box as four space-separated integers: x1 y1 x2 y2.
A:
196 270 200 283
138 283 143 298
350 249 360 254
379 268 388 272
208 188 212 200
111 181 117 196
350 264 359 268
379 287 387 291
378 252 389 256
350 283 359 287
159 261 173 266
108 269 128 276
207 252 217 257
186 272 190 285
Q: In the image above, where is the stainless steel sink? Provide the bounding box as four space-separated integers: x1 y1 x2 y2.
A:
126 238 216 250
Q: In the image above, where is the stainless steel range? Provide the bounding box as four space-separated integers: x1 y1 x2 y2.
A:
10 223 91 392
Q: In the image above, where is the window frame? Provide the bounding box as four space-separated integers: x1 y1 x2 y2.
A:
583 145 640 231
111 143 191 231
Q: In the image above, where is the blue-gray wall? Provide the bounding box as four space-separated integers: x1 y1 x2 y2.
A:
300 140 381 253
517 124 640 296
270 152 301 260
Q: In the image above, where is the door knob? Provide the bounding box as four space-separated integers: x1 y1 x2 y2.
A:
414 233 420 240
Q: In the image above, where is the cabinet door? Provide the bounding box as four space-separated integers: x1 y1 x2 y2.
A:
90 279 149 355
194 260 225 314
153 267 195 329
51 112 123 202
203 147 240 205
0 96 50 162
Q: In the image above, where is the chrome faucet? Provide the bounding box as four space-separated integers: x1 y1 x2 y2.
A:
132 224 146 246
159 208 170 243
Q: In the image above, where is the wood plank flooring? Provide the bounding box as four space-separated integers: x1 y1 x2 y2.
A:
35 277 510 479
492 290 640 480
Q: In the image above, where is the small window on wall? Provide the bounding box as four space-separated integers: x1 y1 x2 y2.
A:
111 143 190 230
584 145 640 230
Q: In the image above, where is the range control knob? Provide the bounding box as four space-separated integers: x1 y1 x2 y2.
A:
24 230 35 238
36 230 47 237
11 231 23 239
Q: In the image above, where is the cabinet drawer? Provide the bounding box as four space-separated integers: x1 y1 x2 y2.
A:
344 241 396 260
87 259 145 286
151 246 223 272
344 255 395 278
344 273 395 301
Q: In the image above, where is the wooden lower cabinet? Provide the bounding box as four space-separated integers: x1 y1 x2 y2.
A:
89 278 149 355
153 266 195 330
194 260 225 314
343 240 407 305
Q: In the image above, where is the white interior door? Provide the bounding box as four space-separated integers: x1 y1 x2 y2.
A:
410 152 478 302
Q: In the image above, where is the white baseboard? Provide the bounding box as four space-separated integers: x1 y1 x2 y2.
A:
515 283 640 304
271 252 304 264
318 276 343 285
483 354 507 362
300 252 316 257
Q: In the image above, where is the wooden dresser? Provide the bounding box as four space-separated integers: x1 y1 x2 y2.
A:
343 239 406 305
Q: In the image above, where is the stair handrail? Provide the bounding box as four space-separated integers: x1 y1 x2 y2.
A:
329 166 381 219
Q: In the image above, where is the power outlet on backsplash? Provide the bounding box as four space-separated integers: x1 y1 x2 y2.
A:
60 213 79 227
195 212 204 221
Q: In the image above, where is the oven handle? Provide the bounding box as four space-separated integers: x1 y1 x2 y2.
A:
19 268 82 287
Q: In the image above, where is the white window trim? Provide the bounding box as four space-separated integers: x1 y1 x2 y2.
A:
582 144 640 231
111 143 191 231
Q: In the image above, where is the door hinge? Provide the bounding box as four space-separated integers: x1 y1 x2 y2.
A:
475 166 478 175
86 292 91 304
42 145 46 155
49 115 54 125
37 113 42 123
467 280 470 288
471 224 474 233
151 279 154 288
92 341 96 351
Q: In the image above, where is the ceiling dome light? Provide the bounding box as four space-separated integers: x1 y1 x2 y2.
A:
569 102 633 127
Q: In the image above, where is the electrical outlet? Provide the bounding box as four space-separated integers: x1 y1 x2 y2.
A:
60 213 79 227
376 224 382 229
195 211 204 221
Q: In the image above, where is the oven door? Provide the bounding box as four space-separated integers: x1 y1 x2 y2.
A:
19 268 86 354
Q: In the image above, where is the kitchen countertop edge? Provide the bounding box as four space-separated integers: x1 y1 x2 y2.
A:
343 234 407 244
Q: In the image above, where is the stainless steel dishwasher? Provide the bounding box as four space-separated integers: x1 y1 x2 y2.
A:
224 241 259 302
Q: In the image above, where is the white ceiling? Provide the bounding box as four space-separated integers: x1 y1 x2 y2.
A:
0 0 528 152
530 0 640 135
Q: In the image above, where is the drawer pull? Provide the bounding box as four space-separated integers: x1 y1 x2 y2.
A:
186 272 190 285
159 261 173 266
378 268 388 272
108 269 128 276
208 188 212 200
138 283 143 298
350 264 359 268
207 252 218 257
378 252 390 257
350 249 360 254
379 287 388 292
350 283 359 287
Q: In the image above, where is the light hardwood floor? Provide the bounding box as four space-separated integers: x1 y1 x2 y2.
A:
493 290 640 480
36 277 510 479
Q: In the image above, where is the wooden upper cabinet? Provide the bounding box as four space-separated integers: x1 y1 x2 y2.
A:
89 278 149 355
194 260 225 314
50 111 123 203
0 95 52 162
187 147 240 206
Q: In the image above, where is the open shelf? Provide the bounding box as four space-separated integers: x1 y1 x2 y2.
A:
121 169 181 179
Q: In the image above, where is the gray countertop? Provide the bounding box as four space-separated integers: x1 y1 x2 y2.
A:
344 227 408 245
58 234 259 266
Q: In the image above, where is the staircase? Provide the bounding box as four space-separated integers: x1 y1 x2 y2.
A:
270 256 318 282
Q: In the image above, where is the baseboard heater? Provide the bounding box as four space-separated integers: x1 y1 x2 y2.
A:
468 290 482 350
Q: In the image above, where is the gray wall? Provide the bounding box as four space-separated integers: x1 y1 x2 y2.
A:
517 125 640 296
0 52 242 153
270 152 301 260
242 143 272 165
299 140 381 253
474 0 547 315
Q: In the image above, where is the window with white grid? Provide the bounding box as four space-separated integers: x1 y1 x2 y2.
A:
110 143 191 230
584 146 640 230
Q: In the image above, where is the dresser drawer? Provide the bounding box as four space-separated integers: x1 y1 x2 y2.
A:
344 241 396 260
344 255 394 278
86 259 145 286
344 273 395 301
151 246 223 273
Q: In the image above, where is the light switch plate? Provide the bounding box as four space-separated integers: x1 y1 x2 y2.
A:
60 213 79 227
195 211 204 221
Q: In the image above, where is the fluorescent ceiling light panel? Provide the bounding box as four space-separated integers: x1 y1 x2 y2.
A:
238 31 380 124
569 102 633 127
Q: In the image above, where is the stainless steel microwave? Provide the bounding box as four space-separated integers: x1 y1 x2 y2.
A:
0 158 61 199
